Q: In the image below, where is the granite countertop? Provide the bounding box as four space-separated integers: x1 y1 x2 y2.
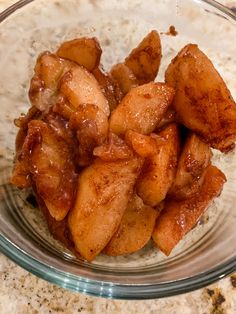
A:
0 0 236 313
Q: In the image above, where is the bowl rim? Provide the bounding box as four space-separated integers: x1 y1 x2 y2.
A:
0 0 235 300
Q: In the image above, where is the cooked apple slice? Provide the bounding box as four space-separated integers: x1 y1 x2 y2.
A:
104 194 158 256
59 66 110 117
110 63 138 95
14 106 42 152
158 108 178 128
152 165 226 256
68 157 143 261
125 130 161 158
93 67 122 111
11 157 32 188
35 194 74 250
110 82 174 136
165 44 236 152
69 104 109 166
93 132 133 161
19 120 77 221
136 123 180 207
29 52 74 111
11 107 42 188
125 30 162 84
169 133 212 200
57 37 102 71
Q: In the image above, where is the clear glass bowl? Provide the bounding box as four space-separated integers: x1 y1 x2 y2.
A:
0 0 235 300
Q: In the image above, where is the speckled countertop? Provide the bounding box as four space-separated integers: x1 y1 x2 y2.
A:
0 0 236 313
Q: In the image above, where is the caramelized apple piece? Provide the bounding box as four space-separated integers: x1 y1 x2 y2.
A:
158 108 178 128
20 120 77 221
110 63 138 95
93 132 133 161
44 110 86 166
57 37 102 71
11 157 31 188
29 52 74 111
35 194 75 251
43 111 76 146
104 194 158 256
59 66 110 117
110 30 161 93
136 123 180 207
52 94 75 120
11 107 42 188
165 44 236 152
68 157 143 261
14 106 42 152
169 133 212 200
93 67 122 111
125 130 161 158
69 104 109 166
124 30 162 84
69 104 108 143
152 165 226 255
110 82 174 136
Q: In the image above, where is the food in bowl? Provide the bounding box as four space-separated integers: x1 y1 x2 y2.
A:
11 29 236 261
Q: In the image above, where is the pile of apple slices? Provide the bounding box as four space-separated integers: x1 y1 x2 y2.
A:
12 30 236 261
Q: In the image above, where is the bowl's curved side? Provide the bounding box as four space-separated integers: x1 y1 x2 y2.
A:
0 0 34 22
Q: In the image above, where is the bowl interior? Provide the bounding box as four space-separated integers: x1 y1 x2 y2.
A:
0 0 235 299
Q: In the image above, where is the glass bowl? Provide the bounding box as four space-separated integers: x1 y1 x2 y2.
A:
0 0 235 300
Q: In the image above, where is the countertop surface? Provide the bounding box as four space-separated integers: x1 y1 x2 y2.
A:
0 0 236 313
